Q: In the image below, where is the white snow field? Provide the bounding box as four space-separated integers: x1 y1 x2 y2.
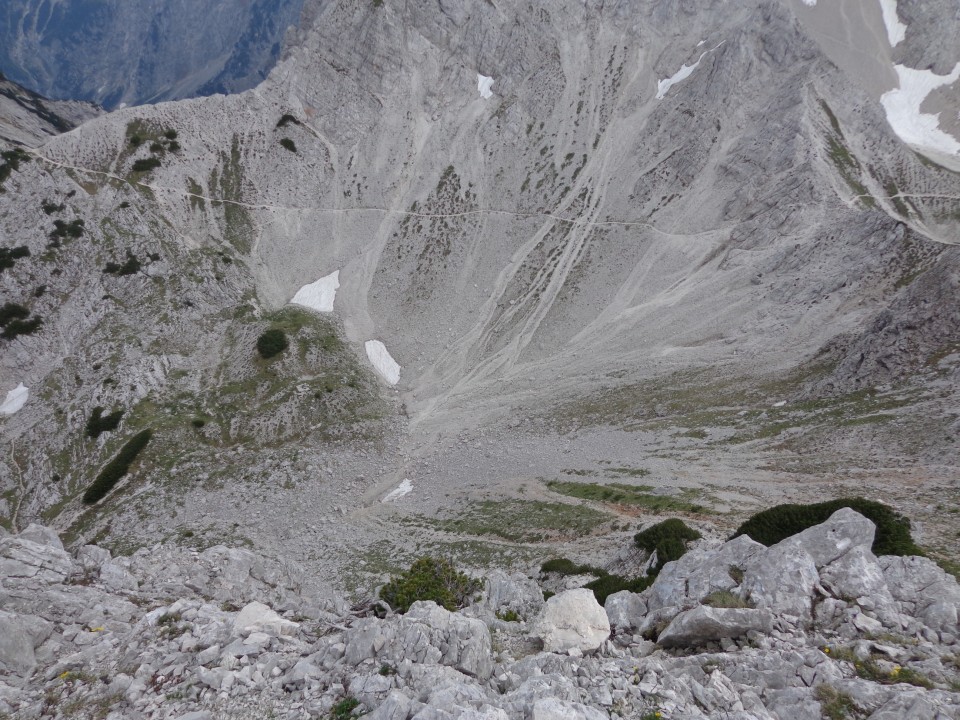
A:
879 0 907 47
477 74 494 99
364 340 401 386
0 383 29 416
290 270 340 313
656 43 724 100
881 63 960 158
382 479 413 503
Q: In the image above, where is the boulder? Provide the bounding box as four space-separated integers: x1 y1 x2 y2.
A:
604 590 647 633
232 601 299 637
534 589 610 654
819 546 892 601
482 570 544 619
0 532 75 585
741 541 819 619
656 606 773 647
531 698 609 720
880 555 960 632
0 610 52 677
777 508 875 568
16 524 64 551
646 534 765 612
368 690 414 720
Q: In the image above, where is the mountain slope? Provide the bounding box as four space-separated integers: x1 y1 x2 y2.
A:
0 0 958 587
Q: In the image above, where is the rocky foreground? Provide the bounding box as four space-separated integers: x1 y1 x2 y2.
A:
2 510 960 719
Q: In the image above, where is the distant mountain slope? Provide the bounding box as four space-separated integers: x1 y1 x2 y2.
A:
0 0 305 109
0 72 99 146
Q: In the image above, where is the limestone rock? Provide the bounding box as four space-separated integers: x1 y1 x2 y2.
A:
604 591 647 634
656 606 773 647
232 601 299 637
531 697 609 720
534 589 610 654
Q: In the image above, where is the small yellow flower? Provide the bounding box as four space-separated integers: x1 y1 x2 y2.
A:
891 665 901 676
823 647 830 654
89 626 105 633
58 671 71 679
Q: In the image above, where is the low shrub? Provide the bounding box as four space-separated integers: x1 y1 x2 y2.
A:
41 200 65 215
85 407 125 438
279 138 297 152
131 157 161 173
584 574 653 605
0 302 29 326
0 245 30 273
104 251 141 276
702 590 749 609
256 328 289 359
330 697 360 719
276 114 301 128
82 429 152 504
634 518 702 573
731 497 921 556
540 557 605 576
379 557 481 613
1 315 42 340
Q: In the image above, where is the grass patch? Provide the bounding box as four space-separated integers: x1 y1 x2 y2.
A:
702 590 749 608
814 685 860 720
547 480 711 514
433 499 614 543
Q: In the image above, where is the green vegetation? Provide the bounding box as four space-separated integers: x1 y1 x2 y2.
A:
131 157 162 173
276 114 301 128
104 250 142 276
540 557 653 604
0 245 30 274
379 557 481 613
256 328 289 359
814 685 859 720
830 646 933 689
330 697 361 719
279 138 297 152
0 148 31 191
85 407 125 439
429 499 614 543
732 497 921 556
634 518 702 574
547 480 710 514
41 200 65 215
82 430 152 504
47 218 85 250
0 302 42 340
496 609 521 622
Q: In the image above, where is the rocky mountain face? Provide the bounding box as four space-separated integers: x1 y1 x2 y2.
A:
3 511 960 718
0 0 305 109
1 0 960 693
0 73 100 147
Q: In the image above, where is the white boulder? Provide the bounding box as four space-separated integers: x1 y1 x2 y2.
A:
534 589 610 654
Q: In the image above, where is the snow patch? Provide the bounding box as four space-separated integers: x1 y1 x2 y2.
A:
477 74 494 100
382 479 413 503
880 63 960 159
290 270 340 313
772 400 787 408
0 383 29 416
365 340 401 386
878 0 907 47
801 0 816 6
656 42 724 100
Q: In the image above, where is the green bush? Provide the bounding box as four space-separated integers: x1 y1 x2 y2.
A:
731 497 921 556
41 200 65 215
279 138 297 153
379 557 481 613
276 114 300 128
634 518 702 573
256 328 289 359
0 315 42 340
330 697 360 719
82 430 152 504
584 574 653 605
131 157 162 173
104 251 141 276
540 557 604 576
0 245 30 273
85 407 125 438
0 302 29 327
